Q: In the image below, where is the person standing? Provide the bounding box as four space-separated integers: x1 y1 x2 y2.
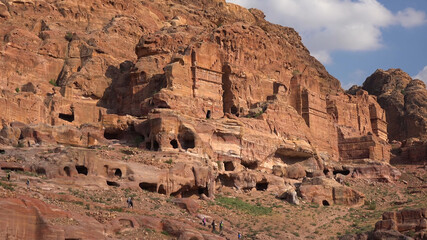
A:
238 232 242 239
202 217 206 226
211 220 216 233
7 172 10 181
127 197 133 208
219 220 223 233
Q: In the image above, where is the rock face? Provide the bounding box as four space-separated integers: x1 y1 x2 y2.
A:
375 208 427 233
0 196 106 240
363 69 427 142
0 0 391 166
0 1 410 238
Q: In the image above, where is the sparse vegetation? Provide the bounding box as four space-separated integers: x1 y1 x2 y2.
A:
15 87 20 93
292 70 301 76
215 196 273 216
0 181 15 191
65 32 73 41
49 79 57 86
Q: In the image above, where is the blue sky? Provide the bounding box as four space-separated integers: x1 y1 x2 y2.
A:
226 0 427 89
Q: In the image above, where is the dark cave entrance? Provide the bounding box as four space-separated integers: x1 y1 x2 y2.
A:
139 182 157 192
333 169 350 176
114 169 122 178
64 166 71 177
170 139 178 149
75 165 88 175
224 161 235 171
107 181 120 187
256 182 269 191
59 113 75 122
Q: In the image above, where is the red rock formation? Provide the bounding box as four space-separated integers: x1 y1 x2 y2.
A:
0 196 105 240
375 208 427 233
363 69 427 142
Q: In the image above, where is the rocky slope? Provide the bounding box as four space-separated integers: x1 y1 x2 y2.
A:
0 0 426 239
359 69 427 164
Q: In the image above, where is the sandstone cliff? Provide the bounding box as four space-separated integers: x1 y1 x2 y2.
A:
0 0 422 239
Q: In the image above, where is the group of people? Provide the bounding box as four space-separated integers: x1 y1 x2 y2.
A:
202 218 242 239
5 172 30 189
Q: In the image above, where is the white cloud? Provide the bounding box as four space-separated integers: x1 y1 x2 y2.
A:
414 66 427 83
396 8 427 28
227 0 427 65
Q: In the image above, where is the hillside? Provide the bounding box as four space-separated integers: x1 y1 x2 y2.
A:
0 0 426 239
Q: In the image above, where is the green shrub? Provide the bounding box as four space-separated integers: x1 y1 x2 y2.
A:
15 87 20 93
65 32 73 41
164 159 173 165
49 79 57 86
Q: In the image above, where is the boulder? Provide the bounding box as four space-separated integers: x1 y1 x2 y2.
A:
172 198 200 215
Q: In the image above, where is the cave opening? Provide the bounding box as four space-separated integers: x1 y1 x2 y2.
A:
218 174 235 187
106 181 120 187
170 139 178 149
75 165 88 175
36 168 46 175
333 169 351 176
323 169 330 175
145 141 151 150
322 200 330 206
179 132 195 150
153 141 159 151
256 182 269 191
1 167 24 172
114 169 122 178
139 182 157 192
158 184 167 195
59 113 74 122
104 132 120 140
64 166 71 177
206 110 211 119
224 161 235 171
241 161 258 170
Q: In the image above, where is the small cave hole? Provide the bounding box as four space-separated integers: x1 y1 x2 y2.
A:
153 141 159 151
158 184 167 195
256 182 268 191
198 187 208 195
323 169 330 175
0 149 5 154
75 165 88 175
206 110 211 119
59 113 74 122
114 169 122 178
64 166 71 177
179 132 195 150
224 161 235 171
106 181 120 187
104 132 120 140
218 174 235 187
139 182 157 192
36 168 46 175
241 161 258 170
333 169 351 176
170 139 178 149
145 141 151 150
322 200 330 206
1 167 24 172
